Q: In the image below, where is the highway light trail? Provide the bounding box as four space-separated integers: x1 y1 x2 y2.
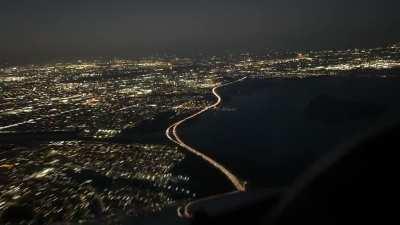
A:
0 109 80 131
166 77 247 193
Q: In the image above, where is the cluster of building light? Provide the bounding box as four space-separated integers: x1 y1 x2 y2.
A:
1 44 399 223
0 142 192 223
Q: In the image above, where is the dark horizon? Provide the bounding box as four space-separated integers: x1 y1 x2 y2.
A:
1 0 400 64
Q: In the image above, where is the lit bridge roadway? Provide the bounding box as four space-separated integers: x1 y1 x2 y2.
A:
165 77 247 194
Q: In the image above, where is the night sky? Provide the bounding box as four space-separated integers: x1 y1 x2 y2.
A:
1 0 399 62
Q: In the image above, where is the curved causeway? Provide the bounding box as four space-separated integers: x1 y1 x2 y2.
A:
165 77 247 192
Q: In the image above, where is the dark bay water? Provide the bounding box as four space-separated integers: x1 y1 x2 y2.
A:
180 76 400 190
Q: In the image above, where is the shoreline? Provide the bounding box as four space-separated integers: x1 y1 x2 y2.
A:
166 77 247 192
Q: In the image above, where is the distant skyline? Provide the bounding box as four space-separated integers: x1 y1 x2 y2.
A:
1 0 400 63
